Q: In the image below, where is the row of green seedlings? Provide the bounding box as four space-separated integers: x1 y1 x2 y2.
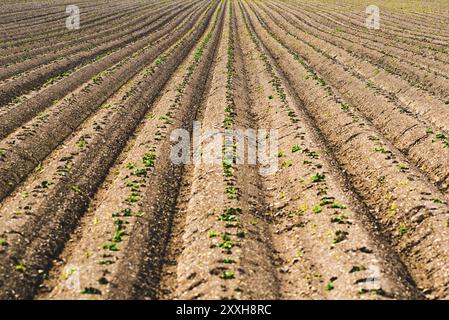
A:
80 6 203 95
241 1 317 173
0 132 91 263
426 127 449 149
248 3 353 113
241 5 369 292
210 2 242 282
32 25 189 215
14 43 111 106
4 0 174 65
9 111 51 143
152 4 221 140
370 136 411 173
4 10 201 244
45 2 205 105
9 3 205 109
371 133 447 234
266 2 444 96
265 5 438 126
248 0 427 220
12 129 88 213
83 12 222 295
257 3 449 152
8 134 93 273
284 1 449 71
243 5 328 184
257 8 421 239
48 2 186 84
7 3 209 277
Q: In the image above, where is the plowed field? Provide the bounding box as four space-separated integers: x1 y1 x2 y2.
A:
0 0 448 300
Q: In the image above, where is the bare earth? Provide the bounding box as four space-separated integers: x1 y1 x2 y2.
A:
0 0 448 300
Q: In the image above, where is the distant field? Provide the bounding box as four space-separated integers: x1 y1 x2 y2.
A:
0 0 448 300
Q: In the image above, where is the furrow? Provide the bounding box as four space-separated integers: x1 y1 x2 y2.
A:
0 1 211 203
242 0 449 299
0 0 220 300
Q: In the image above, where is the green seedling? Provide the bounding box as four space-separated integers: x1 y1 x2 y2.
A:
225 221 241 228
317 77 326 86
61 267 77 280
329 202 346 209
306 151 320 159
398 225 408 236
340 102 350 110
159 115 173 125
142 152 156 168
325 281 335 291
0 239 8 246
312 205 322 214
126 182 140 191
222 207 241 216
387 203 397 217
98 277 109 285
15 261 26 272
222 258 236 264
220 271 235 280
112 229 127 243
76 140 87 148
208 231 219 238
320 198 334 206
219 214 237 222
311 173 325 183
126 162 136 170
134 169 147 177
98 260 114 266
219 241 234 250
103 243 119 251
69 183 81 194
436 133 447 140
374 147 389 154
222 234 231 241
125 192 139 204
291 144 302 153
225 187 238 198
92 74 103 85
134 168 146 177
